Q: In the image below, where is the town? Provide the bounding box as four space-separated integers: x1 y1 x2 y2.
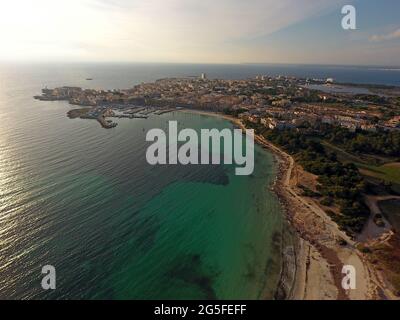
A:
34 74 400 132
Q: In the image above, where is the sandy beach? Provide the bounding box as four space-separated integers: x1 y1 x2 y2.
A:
178 109 395 300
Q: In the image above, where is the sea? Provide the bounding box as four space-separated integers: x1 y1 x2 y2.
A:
0 63 398 300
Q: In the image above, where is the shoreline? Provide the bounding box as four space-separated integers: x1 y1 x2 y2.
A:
177 109 303 299
177 109 385 300
177 109 312 299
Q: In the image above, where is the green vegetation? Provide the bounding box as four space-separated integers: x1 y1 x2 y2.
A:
243 115 400 236
321 125 400 157
395 97 400 107
358 163 400 185
299 185 321 198
320 197 334 207
292 90 324 103
353 94 388 105
245 121 369 236
322 140 400 194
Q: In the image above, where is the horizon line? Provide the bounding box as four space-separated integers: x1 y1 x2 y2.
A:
1 60 400 69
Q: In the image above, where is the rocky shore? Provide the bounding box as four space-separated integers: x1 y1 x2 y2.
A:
178 109 396 300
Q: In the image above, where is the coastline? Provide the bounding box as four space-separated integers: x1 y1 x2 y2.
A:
177 109 311 299
177 109 384 300
177 109 303 298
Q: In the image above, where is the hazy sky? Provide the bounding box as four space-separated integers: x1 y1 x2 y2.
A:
0 0 399 65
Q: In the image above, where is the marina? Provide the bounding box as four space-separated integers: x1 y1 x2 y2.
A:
64 103 180 128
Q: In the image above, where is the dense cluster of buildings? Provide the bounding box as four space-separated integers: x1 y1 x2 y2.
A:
240 103 387 132
35 74 400 132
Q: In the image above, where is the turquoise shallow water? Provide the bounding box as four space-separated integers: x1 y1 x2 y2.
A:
0 64 286 299
2 62 397 299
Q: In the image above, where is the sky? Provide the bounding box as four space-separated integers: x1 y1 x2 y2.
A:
0 0 399 65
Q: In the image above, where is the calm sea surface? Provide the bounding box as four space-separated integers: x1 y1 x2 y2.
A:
0 63 397 299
